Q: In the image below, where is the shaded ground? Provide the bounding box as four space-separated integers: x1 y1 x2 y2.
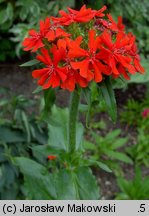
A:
0 63 148 199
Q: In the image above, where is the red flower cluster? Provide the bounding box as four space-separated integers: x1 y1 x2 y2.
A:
23 5 144 91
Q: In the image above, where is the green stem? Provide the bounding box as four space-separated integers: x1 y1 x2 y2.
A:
68 88 81 153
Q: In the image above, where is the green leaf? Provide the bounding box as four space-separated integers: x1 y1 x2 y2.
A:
106 150 133 164
76 123 84 151
55 167 100 200
116 167 149 199
48 106 83 152
32 86 43 94
14 157 57 199
41 88 56 119
31 2 40 16
20 59 39 67
48 106 68 151
98 77 117 122
0 147 6 162
106 129 121 140
75 167 100 200
87 159 112 173
19 7 29 21
83 140 96 150
0 126 26 143
30 124 48 145
0 99 9 107
112 137 128 149
55 169 77 200
6 3 13 20
1 163 16 186
95 161 112 173
0 9 8 25
0 186 18 200
32 145 59 164
21 111 31 143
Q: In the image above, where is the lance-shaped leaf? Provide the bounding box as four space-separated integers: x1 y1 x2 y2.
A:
20 59 39 67
98 77 117 122
32 86 42 94
41 88 56 120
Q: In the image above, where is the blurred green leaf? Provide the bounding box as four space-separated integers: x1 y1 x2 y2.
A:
21 111 31 143
55 167 99 200
20 59 39 67
98 77 117 122
116 167 149 199
41 88 56 120
32 86 43 94
48 106 68 151
15 157 57 199
106 150 133 164
0 126 25 143
6 3 13 20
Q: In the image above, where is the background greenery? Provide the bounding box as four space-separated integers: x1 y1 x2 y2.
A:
0 0 149 60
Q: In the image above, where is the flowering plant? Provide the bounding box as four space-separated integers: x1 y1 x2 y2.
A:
17 4 144 200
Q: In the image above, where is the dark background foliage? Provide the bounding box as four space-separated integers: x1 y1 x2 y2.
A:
0 0 149 61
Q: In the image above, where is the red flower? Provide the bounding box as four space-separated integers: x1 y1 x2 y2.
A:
61 66 88 91
45 21 70 41
98 31 144 79
117 16 125 32
47 155 57 160
142 109 149 118
32 47 67 89
52 5 95 26
22 18 50 52
107 14 125 32
95 15 125 33
127 34 144 73
93 5 107 18
57 38 88 91
68 30 111 82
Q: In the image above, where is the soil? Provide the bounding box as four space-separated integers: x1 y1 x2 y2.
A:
0 63 149 199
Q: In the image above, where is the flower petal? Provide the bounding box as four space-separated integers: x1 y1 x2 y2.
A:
71 60 89 78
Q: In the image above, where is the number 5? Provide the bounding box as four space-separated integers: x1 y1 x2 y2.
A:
140 204 145 212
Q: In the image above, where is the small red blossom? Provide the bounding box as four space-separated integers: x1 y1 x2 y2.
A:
32 47 67 89
95 15 125 33
22 18 50 52
47 155 57 160
94 5 107 18
107 14 125 32
142 109 149 118
117 16 125 32
69 30 111 83
57 38 88 91
45 21 70 41
52 5 95 26
98 30 144 79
